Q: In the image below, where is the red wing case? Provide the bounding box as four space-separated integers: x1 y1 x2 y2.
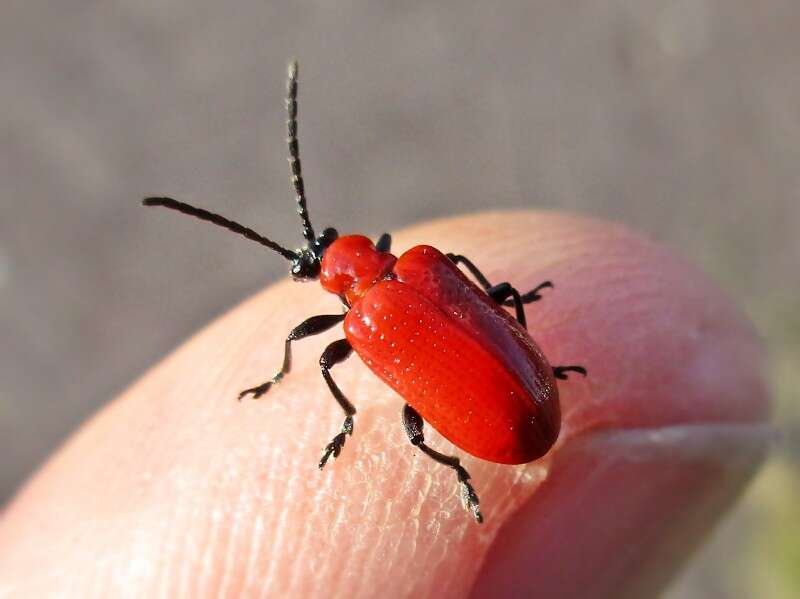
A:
345 246 559 464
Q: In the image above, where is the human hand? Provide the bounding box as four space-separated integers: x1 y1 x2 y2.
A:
0 212 770 598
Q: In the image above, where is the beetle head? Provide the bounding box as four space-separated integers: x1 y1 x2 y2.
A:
290 227 339 281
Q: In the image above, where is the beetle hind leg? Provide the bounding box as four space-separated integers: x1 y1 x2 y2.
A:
553 365 588 380
508 280 553 305
487 282 527 328
402 404 483 524
238 313 345 400
447 253 552 326
318 339 357 469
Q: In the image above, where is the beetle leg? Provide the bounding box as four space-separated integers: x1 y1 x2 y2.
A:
375 232 392 253
318 339 357 469
487 282 527 328
446 253 552 309
446 253 492 288
238 313 345 400
553 365 588 380
402 404 483 524
506 280 554 305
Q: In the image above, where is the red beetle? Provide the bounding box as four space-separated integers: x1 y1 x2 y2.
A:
143 62 586 523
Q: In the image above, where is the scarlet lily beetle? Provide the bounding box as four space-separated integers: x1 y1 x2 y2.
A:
143 61 586 523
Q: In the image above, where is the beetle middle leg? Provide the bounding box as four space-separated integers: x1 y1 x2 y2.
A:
318 338 357 469
402 404 483 523
238 313 345 400
447 253 552 312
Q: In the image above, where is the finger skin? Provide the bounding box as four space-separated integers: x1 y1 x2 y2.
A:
0 212 769 598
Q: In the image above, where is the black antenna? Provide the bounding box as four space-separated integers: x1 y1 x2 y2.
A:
142 197 298 261
286 60 316 245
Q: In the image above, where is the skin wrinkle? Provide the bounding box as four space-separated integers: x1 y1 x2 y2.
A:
179 502 203 597
0 211 768 598
241 513 265 596
197 504 220 595
330 372 386 588
158 502 182 598
470 422 771 599
282 438 315 594
216 490 246 598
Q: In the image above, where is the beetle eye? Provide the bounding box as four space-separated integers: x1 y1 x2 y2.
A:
290 249 321 281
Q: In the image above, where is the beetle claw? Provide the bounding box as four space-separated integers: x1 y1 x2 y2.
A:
502 280 554 306
459 480 483 524
237 372 285 401
553 365 588 381
319 417 354 469
237 383 270 401
319 434 345 469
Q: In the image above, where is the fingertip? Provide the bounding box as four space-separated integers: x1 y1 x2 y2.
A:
0 211 769 598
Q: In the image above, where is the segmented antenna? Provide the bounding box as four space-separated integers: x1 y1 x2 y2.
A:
143 197 298 261
286 61 316 245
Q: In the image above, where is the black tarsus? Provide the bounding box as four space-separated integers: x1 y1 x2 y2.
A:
553 365 588 380
514 280 554 304
286 60 315 245
319 339 356 469
376 233 392 253
143 197 298 261
238 313 345 400
402 404 483 524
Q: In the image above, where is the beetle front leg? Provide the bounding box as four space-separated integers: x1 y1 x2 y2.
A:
402 404 483 524
318 338 357 469
446 253 552 312
238 313 345 400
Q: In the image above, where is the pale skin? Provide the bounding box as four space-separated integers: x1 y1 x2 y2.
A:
0 212 770 598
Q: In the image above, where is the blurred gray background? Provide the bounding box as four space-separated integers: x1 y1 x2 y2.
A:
2 1 798 597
